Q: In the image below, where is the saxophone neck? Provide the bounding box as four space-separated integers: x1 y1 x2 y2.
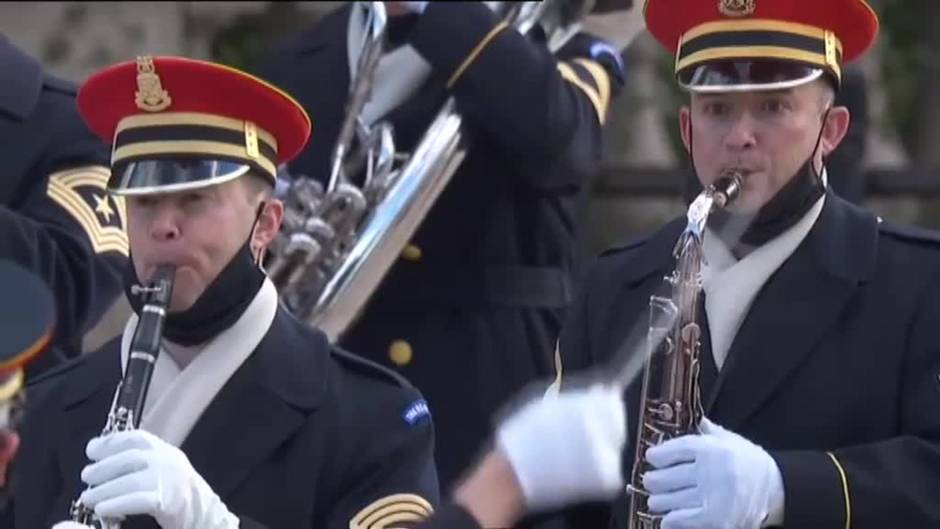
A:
684 170 746 238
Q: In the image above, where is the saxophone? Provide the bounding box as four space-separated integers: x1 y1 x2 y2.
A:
626 171 744 529
69 264 176 529
266 0 595 341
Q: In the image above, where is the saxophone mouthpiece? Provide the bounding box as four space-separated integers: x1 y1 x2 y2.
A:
710 170 746 209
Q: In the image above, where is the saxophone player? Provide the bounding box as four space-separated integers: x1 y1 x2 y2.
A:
12 56 440 529
255 0 627 492
556 1 940 528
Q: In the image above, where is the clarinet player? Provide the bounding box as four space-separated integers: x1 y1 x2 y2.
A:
12 56 440 529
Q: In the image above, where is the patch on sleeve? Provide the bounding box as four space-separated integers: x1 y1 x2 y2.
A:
349 493 434 529
46 166 128 256
402 398 431 425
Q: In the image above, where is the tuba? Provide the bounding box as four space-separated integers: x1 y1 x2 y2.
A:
626 171 744 529
266 0 595 342
70 264 176 529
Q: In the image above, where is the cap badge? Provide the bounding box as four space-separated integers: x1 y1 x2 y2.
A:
718 0 756 17
135 56 172 112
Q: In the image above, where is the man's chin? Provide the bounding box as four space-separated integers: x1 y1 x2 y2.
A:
724 200 761 217
168 295 199 313
165 273 205 313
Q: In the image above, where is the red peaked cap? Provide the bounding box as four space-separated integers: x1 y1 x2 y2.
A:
644 0 880 87
77 56 311 184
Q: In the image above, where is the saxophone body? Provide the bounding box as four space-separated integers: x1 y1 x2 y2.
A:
627 172 744 529
267 0 595 342
69 264 176 529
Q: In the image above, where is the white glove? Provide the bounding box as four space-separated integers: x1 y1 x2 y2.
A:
78 430 239 529
51 523 93 529
496 383 627 512
642 418 785 529
400 1 429 13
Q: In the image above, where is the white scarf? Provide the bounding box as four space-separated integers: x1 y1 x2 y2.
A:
701 192 827 370
118 278 279 447
347 3 432 127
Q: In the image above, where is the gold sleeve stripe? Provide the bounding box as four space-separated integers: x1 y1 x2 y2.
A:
573 58 612 120
446 21 510 89
46 167 129 257
349 494 433 529
826 451 852 529
557 63 606 125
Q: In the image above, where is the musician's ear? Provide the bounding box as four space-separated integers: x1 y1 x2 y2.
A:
679 106 692 154
250 198 283 262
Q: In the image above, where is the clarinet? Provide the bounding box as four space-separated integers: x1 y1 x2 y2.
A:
70 264 176 529
626 171 744 529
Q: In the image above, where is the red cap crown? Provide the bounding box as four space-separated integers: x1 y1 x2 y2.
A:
644 0 879 89
77 56 312 190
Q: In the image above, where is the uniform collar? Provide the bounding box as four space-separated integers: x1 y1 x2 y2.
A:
618 189 876 287
60 289 330 413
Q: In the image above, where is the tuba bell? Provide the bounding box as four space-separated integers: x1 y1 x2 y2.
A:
267 1 595 341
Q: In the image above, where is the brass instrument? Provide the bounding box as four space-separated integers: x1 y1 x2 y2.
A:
267 0 595 342
70 264 176 529
626 171 744 529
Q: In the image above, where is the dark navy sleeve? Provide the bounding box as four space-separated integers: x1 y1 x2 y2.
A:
326 384 440 529
770 275 940 528
408 2 626 189
0 82 127 373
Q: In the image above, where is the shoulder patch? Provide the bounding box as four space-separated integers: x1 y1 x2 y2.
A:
349 493 433 529
331 347 413 389
402 398 431 425
47 166 129 256
879 221 940 248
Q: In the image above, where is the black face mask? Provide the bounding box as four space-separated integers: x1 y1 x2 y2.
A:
685 109 830 258
124 206 267 346
708 157 825 258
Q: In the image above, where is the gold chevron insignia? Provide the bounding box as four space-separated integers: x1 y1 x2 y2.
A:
46 166 128 256
349 493 434 529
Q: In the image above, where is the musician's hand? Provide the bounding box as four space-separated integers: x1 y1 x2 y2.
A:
78 430 238 529
642 418 785 529
495 383 627 512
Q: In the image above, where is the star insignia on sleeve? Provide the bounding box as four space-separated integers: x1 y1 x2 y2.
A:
93 193 115 223
47 166 128 256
